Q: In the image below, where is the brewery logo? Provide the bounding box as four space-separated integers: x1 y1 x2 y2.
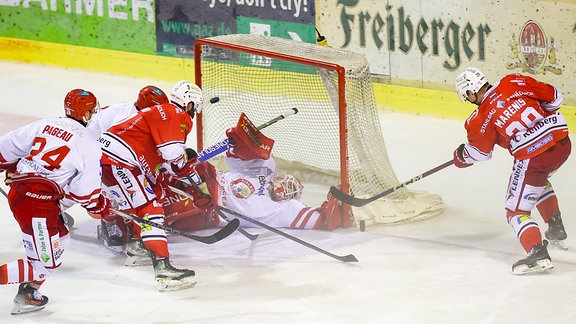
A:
506 20 561 75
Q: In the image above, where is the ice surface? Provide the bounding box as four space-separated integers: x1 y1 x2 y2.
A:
1 61 575 323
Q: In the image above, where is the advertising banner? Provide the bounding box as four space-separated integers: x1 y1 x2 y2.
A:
0 0 156 54
318 0 576 102
156 0 317 57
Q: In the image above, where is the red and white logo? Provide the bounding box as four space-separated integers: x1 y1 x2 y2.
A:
506 20 561 75
230 178 255 199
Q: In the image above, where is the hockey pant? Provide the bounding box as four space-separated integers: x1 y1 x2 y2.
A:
505 137 571 252
0 188 69 286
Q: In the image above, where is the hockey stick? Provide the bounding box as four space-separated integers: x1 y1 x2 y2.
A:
168 185 357 263
110 208 239 244
218 206 358 263
330 160 454 207
177 177 260 241
0 185 76 228
196 108 299 162
215 207 259 241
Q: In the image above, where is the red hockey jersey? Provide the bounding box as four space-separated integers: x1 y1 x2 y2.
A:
100 103 193 176
463 73 568 161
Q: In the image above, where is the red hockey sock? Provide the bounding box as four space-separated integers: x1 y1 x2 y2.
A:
536 196 559 223
143 240 169 258
508 214 542 253
519 227 543 253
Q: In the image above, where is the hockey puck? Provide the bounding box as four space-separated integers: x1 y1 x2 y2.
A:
359 220 366 232
210 97 220 103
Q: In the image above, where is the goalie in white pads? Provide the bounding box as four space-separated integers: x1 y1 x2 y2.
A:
170 112 354 232
453 67 571 275
0 89 111 315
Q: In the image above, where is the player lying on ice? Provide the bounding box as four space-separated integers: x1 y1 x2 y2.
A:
163 112 355 235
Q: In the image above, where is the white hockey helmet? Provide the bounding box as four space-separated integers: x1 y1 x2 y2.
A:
455 67 488 103
170 80 203 114
269 174 304 201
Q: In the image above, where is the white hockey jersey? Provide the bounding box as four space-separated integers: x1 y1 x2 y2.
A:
87 101 137 135
0 117 103 209
216 156 322 229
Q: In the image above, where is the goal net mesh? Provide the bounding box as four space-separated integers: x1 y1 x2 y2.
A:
195 34 443 226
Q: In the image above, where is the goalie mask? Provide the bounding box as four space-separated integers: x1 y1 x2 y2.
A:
269 174 303 201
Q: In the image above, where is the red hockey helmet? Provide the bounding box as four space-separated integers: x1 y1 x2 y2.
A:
64 89 99 122
135 85 168 110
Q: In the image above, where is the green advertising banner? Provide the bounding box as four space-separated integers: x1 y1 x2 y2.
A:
235 17 317 74
0 0 156 54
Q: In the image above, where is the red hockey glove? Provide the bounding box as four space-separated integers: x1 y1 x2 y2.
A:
171 148 198 178
0 161 17 175
0 154 17 175
225 113 275 161
152 170 172 199
186 182 213 210
86 194 111 219
453 144 473 168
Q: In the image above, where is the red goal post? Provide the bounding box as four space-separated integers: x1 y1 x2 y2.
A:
194 34 443 226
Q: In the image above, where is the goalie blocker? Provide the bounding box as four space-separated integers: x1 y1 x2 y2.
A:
226 112 275 161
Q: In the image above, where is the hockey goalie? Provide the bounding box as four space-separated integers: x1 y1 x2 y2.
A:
161 112 355 234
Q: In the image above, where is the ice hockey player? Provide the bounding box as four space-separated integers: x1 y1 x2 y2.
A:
0 89 111 315
170 112 353 232
453 67 571 275
88 85 169 252
98 80 201 291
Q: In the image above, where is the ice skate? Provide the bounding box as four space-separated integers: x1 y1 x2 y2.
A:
152 256 197 292
545 212 567 250
11 283 49 315
512 240 554 275
125 239 152 266
97 219 126 253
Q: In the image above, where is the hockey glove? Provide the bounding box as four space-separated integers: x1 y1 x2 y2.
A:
86 194 111 219
0 154 17 173
225 112 275 161
171 148 199 178
453 144 473 168
153 169 173 199
186 182 213 210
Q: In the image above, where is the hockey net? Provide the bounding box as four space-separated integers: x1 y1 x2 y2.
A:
194 34 443 226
